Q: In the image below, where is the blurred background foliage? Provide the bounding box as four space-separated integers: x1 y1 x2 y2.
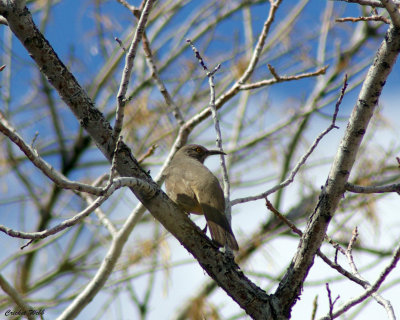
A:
1 0 400 319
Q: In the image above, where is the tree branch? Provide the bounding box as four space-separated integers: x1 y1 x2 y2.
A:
0 274 35 320
0 111 104 196
1 4 276 319
113 0 155 141
380 0 400 26
319 242 400 320
275 24 400 317
231 75 347 206
346 182 400 193
0 177 156 243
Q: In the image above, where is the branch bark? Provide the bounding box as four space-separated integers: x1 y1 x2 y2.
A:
275 24 400 317
0 3 277 319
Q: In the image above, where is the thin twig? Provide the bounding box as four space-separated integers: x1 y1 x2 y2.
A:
238 0 283 84
137 144 158 164
113 0 155 141
186 39 208 71
265 199 371 288
346 227 359 274
346 182 400 193
0 274 36 320
82 193 118 237
341 227 396 319
140 12 184 124
239 66 327 90
142 32 184 124
115 0 138 13
108 136 124 185
336 16 390 24
334 0 396 7
265 199 302 236
326 283 340 320
114 37 127 52
319 243 400 320
186 39 233 228
318 1 333 65
0 177 156 244
267 64 281 80
0 111 104 196
311 295 318 320
231 74 348 206
80 174 118 236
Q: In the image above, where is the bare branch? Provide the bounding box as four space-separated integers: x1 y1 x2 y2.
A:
0 274 36 320
239 66 328 90
142 32 184 125
265 199 302 236
114 37 127 52
381 0 400 26
265 199 372 288
108 135 124 184
346 227 360 275
276 23 400 315
113 0 155 141
0 111 104 196
82 194 118 237
231 75 347 206
336 16 390 24
335 0 394 7
0 177 156 243
341 228 397 319
267 63 281 80
137 144 158 164
326 283 340 319
252 214 395 320
238 0 283 84
115 0 138 14
311 296 318 320
139 10 184 125
83 174 118 236
187 39 233 249
346 182 400 193
319 243 400 320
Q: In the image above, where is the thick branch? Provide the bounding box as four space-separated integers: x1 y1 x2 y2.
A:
381 0 400 26
274 25 400 317
1 4 276 319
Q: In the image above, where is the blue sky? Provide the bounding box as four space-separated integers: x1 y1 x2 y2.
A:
1 0 400 319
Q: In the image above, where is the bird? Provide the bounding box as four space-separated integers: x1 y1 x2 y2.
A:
164 144 239 250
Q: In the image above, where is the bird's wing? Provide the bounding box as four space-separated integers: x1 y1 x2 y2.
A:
165 163 202 213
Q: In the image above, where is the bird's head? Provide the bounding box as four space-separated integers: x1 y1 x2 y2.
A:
176 144 226 163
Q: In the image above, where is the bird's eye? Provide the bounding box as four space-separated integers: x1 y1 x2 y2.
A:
195 147 202 153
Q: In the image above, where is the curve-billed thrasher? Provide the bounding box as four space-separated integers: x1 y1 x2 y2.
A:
165 144 239 250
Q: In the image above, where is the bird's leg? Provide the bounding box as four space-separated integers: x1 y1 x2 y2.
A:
202 224 208 233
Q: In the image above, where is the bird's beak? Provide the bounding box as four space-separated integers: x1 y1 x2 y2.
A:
206 149 226 156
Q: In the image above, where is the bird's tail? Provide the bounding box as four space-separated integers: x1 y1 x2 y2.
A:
207 219 239 251
201 203 239 250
